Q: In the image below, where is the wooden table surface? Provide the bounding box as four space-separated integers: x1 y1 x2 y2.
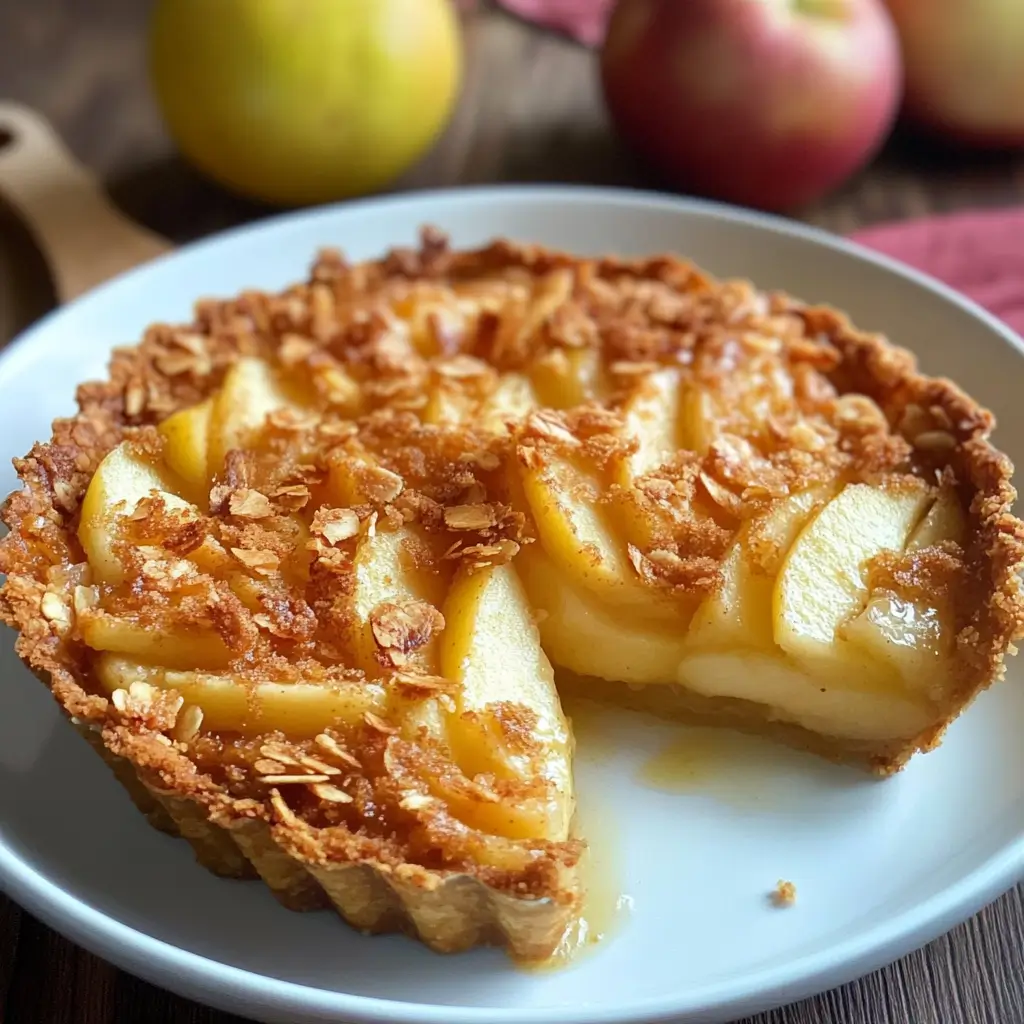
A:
2 2 1024 1022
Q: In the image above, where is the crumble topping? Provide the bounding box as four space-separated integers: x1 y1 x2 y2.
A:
771 880 798 907
1 227 1022 929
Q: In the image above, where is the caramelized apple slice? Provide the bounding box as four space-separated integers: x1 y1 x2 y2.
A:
392 288 466 357
678 482 939 739
96 655 387 737
158 397 213 499
679 387 719 455
842 595 949 699
478 373 538 434
80 609 232 670
844 486 964 697
388 691 450 748
325 450 405 507
687 488 831 652
208 357 306 475
678 355 796 454
422 383 474 426
439 561 573 841
612 368 718 553
907 486 966 551
774 482 932 675
78 441 194 583
615 368 683 484
530 348 605 409
520 452 683 622
345 524 450 678
517 548 689 685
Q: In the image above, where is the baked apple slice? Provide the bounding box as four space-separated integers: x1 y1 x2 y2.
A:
517 547 689 685
158 397 213 498
344 522 450 677
520 451 684 623
95 654 389 737
616 368 684 484
441 561 573 840
208 357 308 475
774 482 932 674
78 440 194 583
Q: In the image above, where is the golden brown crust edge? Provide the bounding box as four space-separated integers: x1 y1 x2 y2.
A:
797 303 1024 767
1 232 1022 958
70 696 577 958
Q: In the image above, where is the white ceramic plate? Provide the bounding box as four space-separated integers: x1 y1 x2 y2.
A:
1 186 1022 1024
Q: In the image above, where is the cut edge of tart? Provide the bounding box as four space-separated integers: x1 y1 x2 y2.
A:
2 228 1023 962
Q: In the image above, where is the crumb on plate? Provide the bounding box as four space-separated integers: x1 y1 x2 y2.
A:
771 880 797 907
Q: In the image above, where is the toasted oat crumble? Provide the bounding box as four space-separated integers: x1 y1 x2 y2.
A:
771 880 798 908
0 227 1022 959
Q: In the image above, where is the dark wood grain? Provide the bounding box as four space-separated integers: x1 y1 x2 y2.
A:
1 2 1024 1023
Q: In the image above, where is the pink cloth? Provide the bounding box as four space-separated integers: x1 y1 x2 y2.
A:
852 207 1024 338
495 0 614 46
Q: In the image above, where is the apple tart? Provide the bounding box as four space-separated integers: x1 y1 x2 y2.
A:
2 229 1022 961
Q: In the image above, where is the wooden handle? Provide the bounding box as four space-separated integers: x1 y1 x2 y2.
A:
0 102 172 303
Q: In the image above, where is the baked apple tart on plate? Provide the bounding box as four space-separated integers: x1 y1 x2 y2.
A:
2 229 1022 964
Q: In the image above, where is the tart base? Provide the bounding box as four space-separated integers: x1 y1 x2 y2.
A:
73 719 576 959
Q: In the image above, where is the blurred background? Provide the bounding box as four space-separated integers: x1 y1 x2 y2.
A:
3 0 1024 284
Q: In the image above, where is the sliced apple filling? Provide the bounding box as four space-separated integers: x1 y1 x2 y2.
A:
76 334 977 779
6 232 1021 961
526 481 960 742
73 388 573 849
510 389 968 746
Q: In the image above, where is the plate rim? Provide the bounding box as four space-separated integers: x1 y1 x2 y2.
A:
1 183 1023 1024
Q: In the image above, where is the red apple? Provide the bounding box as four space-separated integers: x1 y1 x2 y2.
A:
884 0 1024 146
600 0 902 211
